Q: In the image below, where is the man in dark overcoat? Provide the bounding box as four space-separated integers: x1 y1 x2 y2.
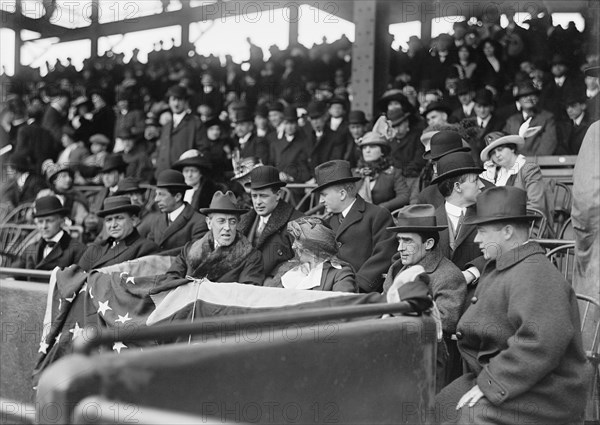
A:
315 160 397 293
435 186 589 424
237 166 303 278
78 196 158 271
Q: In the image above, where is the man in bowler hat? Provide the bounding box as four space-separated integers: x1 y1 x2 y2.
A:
232 107 269 165
13 196 85 270
315 160 396 292
78 196 158 271
238 166 304 277
142 170 208 255
435 187 588 424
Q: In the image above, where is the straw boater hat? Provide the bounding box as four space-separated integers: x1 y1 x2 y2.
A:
480 132 525 162
464 186 537 225
424 131 471 161
97 196 141 218
33 196 68 218
42 159 73 184
312 160 361 193
171 149 212 173
387 204 448 232
199 191 249 215
430 151 484 184
248 165 286 190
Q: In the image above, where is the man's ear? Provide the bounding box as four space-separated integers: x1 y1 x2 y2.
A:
424 238 435 250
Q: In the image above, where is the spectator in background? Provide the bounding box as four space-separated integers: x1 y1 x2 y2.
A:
171 149 221 211
454 45 477 80
1 152 46 209
56 125 89 168
469 88 505 157
503 80 558 155
113 91 145 153
450 80 476 122
78 133 110 185
306 100 345 174
120 130 154 183
557 91 594 155
422 102 452 127
540 54 586 121
201 117 234 182
343 110 369 167
42 88 70 145
70 96 94 145
89 88 115 143
232 107 269 165
387 109 425 179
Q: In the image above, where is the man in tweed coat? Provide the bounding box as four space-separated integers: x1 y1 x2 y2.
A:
435 187 588 424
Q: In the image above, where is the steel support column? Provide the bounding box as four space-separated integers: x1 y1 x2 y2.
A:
350 0 391 118
14 0 22 75
288 3 299 46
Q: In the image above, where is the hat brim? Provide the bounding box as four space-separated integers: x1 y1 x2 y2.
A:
422 106 452 117
97 205 141 218
424 146 471 161
584 66 600 78
48 167 74 182
430 166 485 184
156 183 193 190
311 176 361 193
386 225 448 232
34 208 69 218
514 89 540 100
171 158 212 172
250 181 287 190
377 93 405 109
480 136 525 162
199 208 249 215
463 214 537 225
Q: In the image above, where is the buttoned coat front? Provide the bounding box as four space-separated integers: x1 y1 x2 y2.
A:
155 113 204 180
327 196 396 293
435 242 589 424
434 205 482 271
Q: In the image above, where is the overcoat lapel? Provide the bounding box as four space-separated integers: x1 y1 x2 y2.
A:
157 204 192 246
336 197 365 238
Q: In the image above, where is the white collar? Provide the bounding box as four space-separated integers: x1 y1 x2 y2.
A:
341 198 357 218
172 111 187 127
168 203 186 222
239 132 252 144
478 115 491 126
45 230 64 244
285 134 294 142
463 101 475 115
555 75 566 84
444 201 465 217
573 113 584 126
17 173 29 189
259 214 271 226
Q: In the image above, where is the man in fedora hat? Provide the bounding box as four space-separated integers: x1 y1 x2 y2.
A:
315 160 396 293
42 88 70 145
78 196 158 271
238 165 304 277
468 88 504 155
556 91 594 155
383 204 466 391
539 53 586 121
155 85 204 180
435 186 588 424
450 79 476 122
171 149 222 211
343 110 369 167
13 196 85 270
161 191 263 286
114 177 152 222
232 107 269 165
306 100 345 173
143 170 208 255
422 101 453 127
502 79 557 155
268 105 311 183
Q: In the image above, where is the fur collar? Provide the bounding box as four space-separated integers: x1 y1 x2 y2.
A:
238 201 297 248
186 231 255 281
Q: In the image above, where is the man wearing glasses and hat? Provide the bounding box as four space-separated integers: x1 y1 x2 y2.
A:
383 204 466 391
160 191 264 286
435 187 588 424
78 196 158 271
155 85 204 180
238 166 304 277
144 170 208 255
14 196 85 270
314 160 396 293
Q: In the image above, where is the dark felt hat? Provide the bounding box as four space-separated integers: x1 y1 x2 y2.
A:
267 101 285 112
248 165 286 190
233 108 254 123
307 100 327 118
255 103 269 117
513 80 540 100
388 109 411 126
584 65 600 78
474 88 494 106
387 204 448 232
97 196 141 218
348 110 368 125
204 116 223 129
101 154 128 173
312 160 361 193
166 85 190 100
377 89 408 110
564 91 587 106
551 54 569 66
171 149 212 172
424 130 471 160
422 101 453 117
464 186 537 225
283 105 298 121
430 151 484 184
155 169 192 190
33 196 68 218
455 79 473 95
480 132 524 162
327 96 347 107
114 177 144 195
199 191 249 215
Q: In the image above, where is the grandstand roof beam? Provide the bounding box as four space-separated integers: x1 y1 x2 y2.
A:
0 9 71 38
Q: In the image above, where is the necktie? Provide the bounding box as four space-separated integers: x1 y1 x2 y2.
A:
166 214 172 226
338 214 344 225
44 241 57 249
455 211 465 239
256 220 266 237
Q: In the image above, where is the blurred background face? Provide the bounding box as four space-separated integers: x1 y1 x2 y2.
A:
104 213 135 241
309 116 326 132
269 111 284 128
392 121 410 139
234 121 253 138
251 188 280 217
182 166 201 187
127 191 145 206
458 47 470 61
426 111 447 126
53 171 72 192
154 188 180 213
284 121 297 136
35 215 63 240
517 94 538 110
328 104 344 118
102 170 120 188
566 102 585 120
169 96 187 114
207 213 238 246
207 125 221 141
254 115 268 129
362 144 383 162
475 103 493 119
349 124 366 140
197 105 212 122
482 42 495 57
386 100 403 114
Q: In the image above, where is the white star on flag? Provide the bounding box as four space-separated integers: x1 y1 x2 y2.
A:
65 292 77 303
97 300 112 316
126 276 135 285
79 283 88 293
69 322 84 341
55 333 62 343
38 341 49 354
113 342 127 354
115 313 132 324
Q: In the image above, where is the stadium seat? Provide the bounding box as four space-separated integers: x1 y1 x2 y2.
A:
546 243 575 286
